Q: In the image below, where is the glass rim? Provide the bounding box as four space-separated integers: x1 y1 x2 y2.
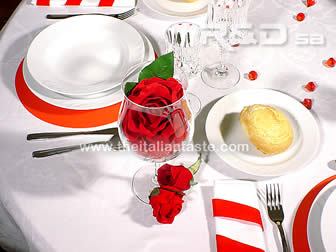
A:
166 21 201 31
211 0 250 8
166 22 202 46
121 61 188 110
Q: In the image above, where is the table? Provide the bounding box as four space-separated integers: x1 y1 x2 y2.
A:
0 0 336 251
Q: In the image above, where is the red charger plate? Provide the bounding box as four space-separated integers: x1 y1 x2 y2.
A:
292 175 336 251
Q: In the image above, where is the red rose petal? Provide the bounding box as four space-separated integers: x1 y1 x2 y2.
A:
307 0 316 7
304 82 317 92
296 13 305 22
302 98 313 110
248 71 258 81
325 58 336 68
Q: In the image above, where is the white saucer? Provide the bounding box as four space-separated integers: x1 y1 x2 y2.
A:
23 33 155 110
205 89 320 177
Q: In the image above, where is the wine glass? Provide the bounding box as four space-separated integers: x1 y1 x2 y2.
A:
166 22 202 79
118 62 200 203
202 0 250 89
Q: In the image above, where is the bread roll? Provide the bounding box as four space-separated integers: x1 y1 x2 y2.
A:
240 105 294 155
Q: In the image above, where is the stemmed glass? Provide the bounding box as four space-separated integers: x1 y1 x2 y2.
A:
118 62 200 203
166 22 202 79
202 0 250 89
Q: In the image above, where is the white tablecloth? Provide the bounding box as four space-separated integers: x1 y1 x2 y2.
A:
0 0 336 251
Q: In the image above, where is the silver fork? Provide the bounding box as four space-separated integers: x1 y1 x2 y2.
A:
266 184 290 252
46 8 135 20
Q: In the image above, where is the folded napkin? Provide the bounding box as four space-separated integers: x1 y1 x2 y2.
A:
31 0 135 7
212 180 266 252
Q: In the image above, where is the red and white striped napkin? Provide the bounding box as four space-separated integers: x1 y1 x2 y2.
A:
31 0 135 7
212 180 266 252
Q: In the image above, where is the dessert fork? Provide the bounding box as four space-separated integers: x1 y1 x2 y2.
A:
266 184 290 252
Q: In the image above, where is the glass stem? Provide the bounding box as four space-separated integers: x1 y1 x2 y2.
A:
217 45 229 76
152 162 160 185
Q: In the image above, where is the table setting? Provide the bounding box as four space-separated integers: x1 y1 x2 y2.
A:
0 0 336 251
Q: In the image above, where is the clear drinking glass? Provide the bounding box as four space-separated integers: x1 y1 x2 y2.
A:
118 62 200 203
202 0 250 89
166 22 202 79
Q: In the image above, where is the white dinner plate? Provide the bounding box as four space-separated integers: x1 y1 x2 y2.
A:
26 15 145 98
308 179 336 252
23 33 155 110
143 0 208 17
205 89 320 177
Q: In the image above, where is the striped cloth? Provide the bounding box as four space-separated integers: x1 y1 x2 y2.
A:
212 181 266 252
31 0 135 7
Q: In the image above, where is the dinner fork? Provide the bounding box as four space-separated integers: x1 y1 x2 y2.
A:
266 184 290 252
46 8 135 20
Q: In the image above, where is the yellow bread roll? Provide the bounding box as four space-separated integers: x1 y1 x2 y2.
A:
240 105 294 155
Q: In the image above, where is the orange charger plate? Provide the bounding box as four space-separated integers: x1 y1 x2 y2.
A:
15 61 121 128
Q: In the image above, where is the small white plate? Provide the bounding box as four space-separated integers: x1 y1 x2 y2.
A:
26 15 145 98
23 33 155 110
143 0 208 17
205 89 320 177
308 180 336 252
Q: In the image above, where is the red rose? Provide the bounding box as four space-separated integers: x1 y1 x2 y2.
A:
120 77 189 160
157 164 193 191
149 188 184 224
128 77 184 106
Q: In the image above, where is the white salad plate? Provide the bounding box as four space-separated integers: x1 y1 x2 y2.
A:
308 179 336 252
205 89 320 177
143 0 208 17
23 33 155 110
26 15 145 98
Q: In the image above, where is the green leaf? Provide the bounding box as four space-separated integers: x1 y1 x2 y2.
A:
188 154 202 175
149 187 160 198
138 52 174 82
190 178 198 187
124 82 138 96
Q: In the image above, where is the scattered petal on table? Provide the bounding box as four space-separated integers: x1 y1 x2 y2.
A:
296 13 306 22
324 57 336 68
247 71 258 81
302 98 313 110
306 0 316 7
304 82 317 92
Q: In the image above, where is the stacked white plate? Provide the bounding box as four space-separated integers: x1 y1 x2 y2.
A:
143 0 209 17
24 15 155 110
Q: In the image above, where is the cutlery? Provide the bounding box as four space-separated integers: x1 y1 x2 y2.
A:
46 8 135 20
27 128 118 141
266 184 290 252
32 134 123 158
